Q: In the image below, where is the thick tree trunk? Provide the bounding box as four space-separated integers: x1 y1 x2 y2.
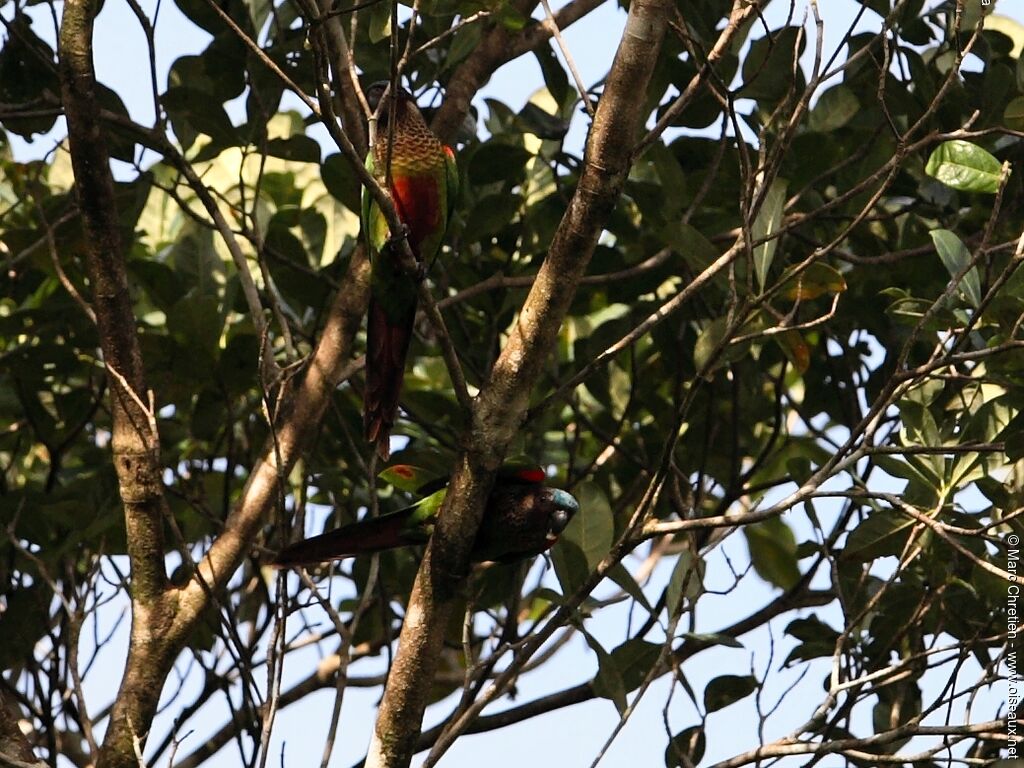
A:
364 0 674 765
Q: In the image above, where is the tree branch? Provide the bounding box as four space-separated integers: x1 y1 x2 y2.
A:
364 0 673 765
58 2 177 764
0 688 43 768
430 0 605 143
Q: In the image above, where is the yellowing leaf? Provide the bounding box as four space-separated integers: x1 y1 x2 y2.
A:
775 329 810 374
782 262 847 300
988 14 1024 58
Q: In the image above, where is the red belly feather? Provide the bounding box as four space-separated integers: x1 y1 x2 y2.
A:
391 174 441 261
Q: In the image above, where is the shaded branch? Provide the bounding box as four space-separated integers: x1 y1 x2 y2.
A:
58 2 175 764
430 0 606 143
363 0 674 765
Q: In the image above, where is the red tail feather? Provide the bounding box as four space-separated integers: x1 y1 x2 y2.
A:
272 509 416 567
364 296 416 460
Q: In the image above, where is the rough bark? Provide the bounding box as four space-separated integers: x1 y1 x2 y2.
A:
58 1 373 764
430 0 605 144
0 687 42 768
314 0 368 157
364 0 673 765
59 0 175 763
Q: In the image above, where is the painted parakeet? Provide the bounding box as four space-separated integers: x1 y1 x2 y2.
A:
272 466 579 567
362 82 458 460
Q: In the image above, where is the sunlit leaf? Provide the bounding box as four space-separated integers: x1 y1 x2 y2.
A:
924 140 1002 194
930 229 982 308
752 178 787 292
744 516 800 590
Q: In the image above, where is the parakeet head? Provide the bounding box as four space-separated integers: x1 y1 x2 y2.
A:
543 488 580 543
366 81 416 124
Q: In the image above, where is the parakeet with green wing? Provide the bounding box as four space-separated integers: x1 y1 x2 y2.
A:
361 82 458 460
272 465 579 567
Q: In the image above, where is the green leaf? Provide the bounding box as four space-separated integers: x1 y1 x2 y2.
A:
585 631 626 714
593 639 662 713
774 330 810 374
781 262 847 301
321 153 362 213
740 27 806 102
898 399 941 447
924 140 1002 194
608 639 662 693
663 221 720 271
843 511 915 561
368 1 392 43
0 582 50 668
666 548 704 615
167 291 222 362
216 333 259 396
607 562 653 611
517 102 570 142
469 142 532 185
172 0 252 34
786 456 813 486
743 516 800 589
679 632 743 650
266 135 321 163
462 193 519 242
128 259 185 311
0 20 60 137
168 42 246 103
693 317 728 373
665 726 706 768
192 388 225 441
930 229 982 309
785 614 839 643
874 453 941 494
534 46 570 106
1007 423 1024 463
550 538 588 599
809 85 859 132
97 85 137 163
444 23 481 70
986 14 1024 58
704 674 757 712
163 86 239 150
1004 96 1024 131
561 482 613 571
752 178 787 292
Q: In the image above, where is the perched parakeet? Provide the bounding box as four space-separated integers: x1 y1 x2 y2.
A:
361 82 458 460
272 466 579 567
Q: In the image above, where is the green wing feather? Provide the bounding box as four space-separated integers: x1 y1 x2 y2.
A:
403 488 447 531
443 145 458 223
361 152 389 255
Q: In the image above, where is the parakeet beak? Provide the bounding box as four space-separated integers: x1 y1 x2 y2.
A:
545 489 580 542
366 81 389 112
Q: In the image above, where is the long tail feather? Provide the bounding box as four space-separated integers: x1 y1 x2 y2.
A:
364 295 416 460
273 509 415 567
